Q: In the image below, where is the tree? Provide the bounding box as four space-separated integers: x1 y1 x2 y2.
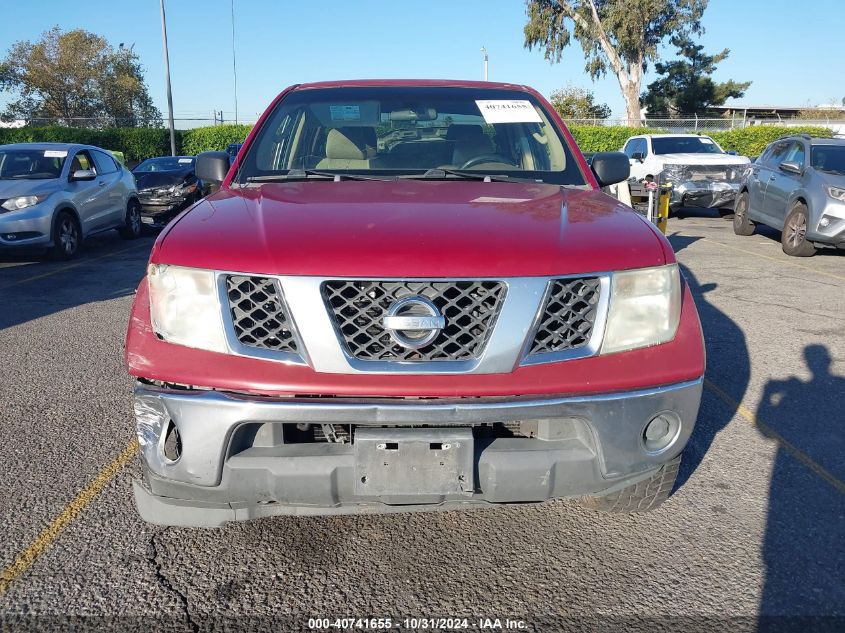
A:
641 35 750 115
549 84 611 119
524 0 707 125
0 27 160 127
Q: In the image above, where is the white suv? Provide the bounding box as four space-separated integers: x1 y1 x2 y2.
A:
622 134 750 213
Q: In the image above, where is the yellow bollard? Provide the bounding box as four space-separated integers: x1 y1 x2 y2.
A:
656 184 671 234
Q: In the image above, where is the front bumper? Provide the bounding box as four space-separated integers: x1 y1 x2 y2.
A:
0 204 53 248
138 195 192 227
133 378 703 526
669 180 740 209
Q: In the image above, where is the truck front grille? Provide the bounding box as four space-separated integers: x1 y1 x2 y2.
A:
322 280 506 361
528 277 600 356
225 275 299 353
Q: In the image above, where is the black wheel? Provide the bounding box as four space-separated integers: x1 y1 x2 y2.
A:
118 199 142 239
50 211 81 260
733 192 755 236
781 202 816 257
579 455 680 513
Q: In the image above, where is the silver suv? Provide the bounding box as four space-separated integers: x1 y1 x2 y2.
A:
734 136 845 256
0 142 141 258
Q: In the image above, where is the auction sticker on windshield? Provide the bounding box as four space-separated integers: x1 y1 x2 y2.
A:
475 100 542 124
330 105 361 121
44 150 68 158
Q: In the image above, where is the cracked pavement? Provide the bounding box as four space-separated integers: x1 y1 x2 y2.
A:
0 212 843 631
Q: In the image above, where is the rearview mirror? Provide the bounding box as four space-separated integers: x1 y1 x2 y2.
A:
196 151 231 184
779 161 802 175
69 169 96 182
591 152 631 187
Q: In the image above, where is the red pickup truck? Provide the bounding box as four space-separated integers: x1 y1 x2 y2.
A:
125 80 704 526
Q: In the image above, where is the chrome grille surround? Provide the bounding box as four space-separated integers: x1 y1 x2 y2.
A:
322 280 506 361
527 277 601 356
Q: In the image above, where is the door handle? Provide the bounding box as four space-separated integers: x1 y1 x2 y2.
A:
98 181 107 187
768 175 776 181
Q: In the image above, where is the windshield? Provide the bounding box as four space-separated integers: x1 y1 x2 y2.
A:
651 136 724 155
0 149 66 180
236 86 587 185
811 145 845 175
134 157 195 172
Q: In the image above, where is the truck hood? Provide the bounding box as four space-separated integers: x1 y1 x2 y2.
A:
658 153 751 165
155 180 669 277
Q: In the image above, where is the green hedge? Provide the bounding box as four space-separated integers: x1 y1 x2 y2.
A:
0 126 179 163
567 124 834 157
708 125 833 156
567 125 665 153
181 124 253 156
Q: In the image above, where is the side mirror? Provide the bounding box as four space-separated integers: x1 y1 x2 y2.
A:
196 151 231 184
726 150 738 155
631 151 645 162
591 152 631 187
69 169 97 182
779 161 802 175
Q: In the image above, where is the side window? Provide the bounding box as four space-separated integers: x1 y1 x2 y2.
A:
92 150 118 174
69 150 96 174
762 141 790 169
784 142 806 169
626 138 646 158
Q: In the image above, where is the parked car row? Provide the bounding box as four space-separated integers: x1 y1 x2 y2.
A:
618 132 845 257
0 143 214 257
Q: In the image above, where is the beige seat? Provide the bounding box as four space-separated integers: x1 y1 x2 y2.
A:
446 125 494 166
316 127 380 169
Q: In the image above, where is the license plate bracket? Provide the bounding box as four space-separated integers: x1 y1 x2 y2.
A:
354 428 474 496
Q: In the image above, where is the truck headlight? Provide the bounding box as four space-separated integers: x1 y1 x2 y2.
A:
1 195 47 212
601 264 681 354
147 264 227 353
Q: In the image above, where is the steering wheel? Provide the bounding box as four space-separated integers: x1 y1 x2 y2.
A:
460 154 517 169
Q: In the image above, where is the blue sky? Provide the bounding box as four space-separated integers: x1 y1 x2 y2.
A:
1 0 843 124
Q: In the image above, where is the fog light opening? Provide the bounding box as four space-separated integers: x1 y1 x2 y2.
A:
162 420 182 462
642 412 681 454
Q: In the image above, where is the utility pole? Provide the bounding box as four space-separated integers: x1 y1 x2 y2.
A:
481 46 488 81
231 0 238 125
159 0 176 156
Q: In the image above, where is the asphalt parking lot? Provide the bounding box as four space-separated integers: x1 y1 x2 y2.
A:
0 213 843 632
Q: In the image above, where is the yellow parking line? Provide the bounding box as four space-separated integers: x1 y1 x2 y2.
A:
701 238 845 283
0 241 151 291
0 439 139 595
704 379 845 494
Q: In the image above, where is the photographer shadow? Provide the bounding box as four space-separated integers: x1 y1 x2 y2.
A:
757 345 845 627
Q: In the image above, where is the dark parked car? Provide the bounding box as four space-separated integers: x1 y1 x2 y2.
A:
226 143 243 160
734 135 845 256
132 156 206 229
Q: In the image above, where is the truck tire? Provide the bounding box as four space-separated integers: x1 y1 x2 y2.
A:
733 192 754 236
781 202 816 257
579 455 680 513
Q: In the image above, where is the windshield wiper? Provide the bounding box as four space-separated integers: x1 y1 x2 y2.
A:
400 168 544 183
245 169 388 183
